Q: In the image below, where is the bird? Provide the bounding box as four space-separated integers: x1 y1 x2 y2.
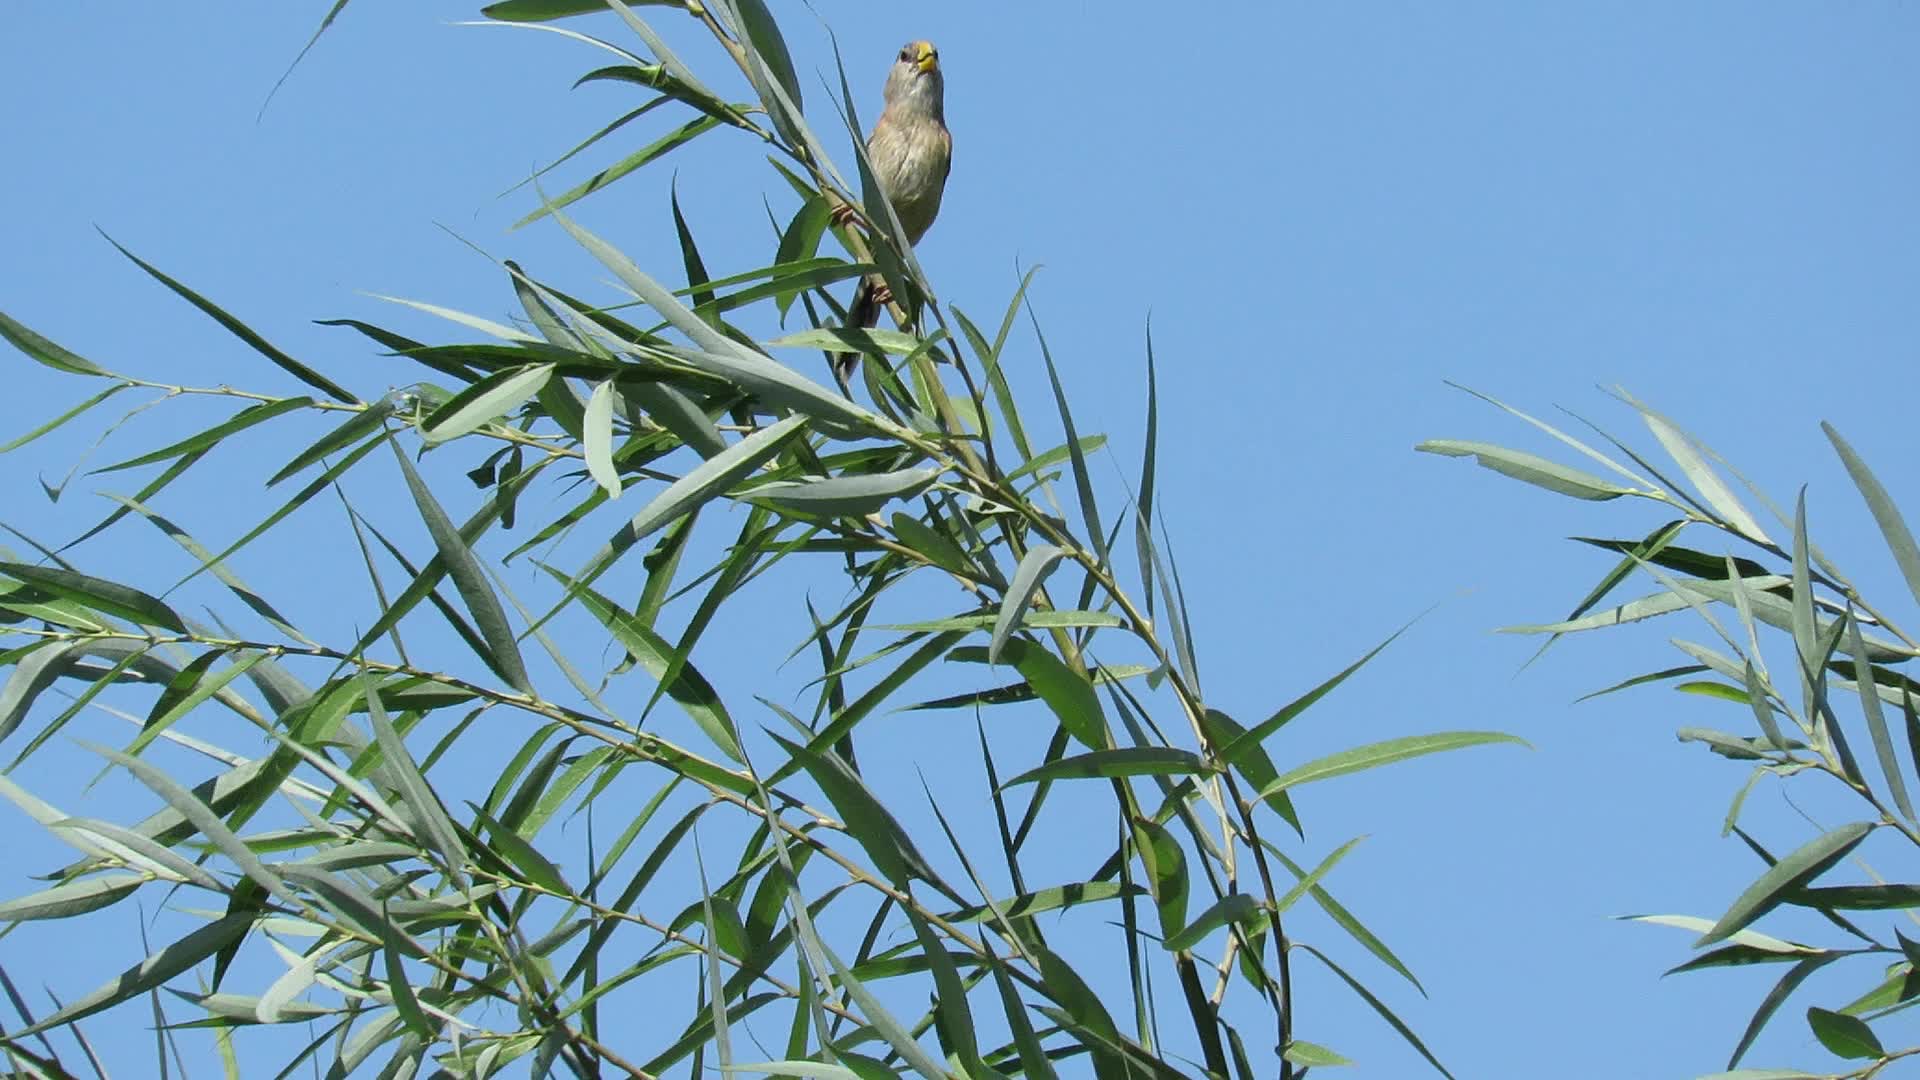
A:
834 39 952 390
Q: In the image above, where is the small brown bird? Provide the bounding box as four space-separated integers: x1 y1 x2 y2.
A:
836 40 952 388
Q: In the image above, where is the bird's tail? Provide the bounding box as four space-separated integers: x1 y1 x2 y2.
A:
832 274 883 391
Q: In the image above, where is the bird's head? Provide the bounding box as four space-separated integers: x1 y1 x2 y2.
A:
883 39 943 117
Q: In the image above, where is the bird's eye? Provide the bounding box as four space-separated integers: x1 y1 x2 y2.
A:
899 47 913 60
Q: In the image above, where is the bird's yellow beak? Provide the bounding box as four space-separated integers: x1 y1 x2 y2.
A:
910 40 939 74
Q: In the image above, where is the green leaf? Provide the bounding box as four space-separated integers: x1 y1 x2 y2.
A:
102 234 355 403
936 880 1139 923
266 397 395 486
468 802 569 893
814 936 948 1080
905 907 981 1073
0 873 146 921
484 0 675 19
890 512 973 577
1131 817 1189 940
97 396 313 473
1785 884 1920 910
420 362 554 444
1296 943 1455 1079
0 309 114 376
1416 439 1633 500
514 116 723 228
1638 406 1768 540
13 913 252 1036
766 731 940 891
952 639 1107 750
1254 731 1528 800
1824 422 1920 610
747 466 941 518
1283 1041 1354 1067
584 378 623 498
391 445 533 695
1847 613 1914 822
1 383 128 454
0 562 185 631
1003 748 1210 786
990 544 1064 663
1806 1006 1883 1059
764 326 923 355
1164 893 1263 952
1217 624 1409 763
559 572 743 763
546 204 878 437
1697 822 1875 946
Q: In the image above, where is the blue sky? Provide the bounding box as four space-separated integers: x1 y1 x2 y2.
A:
3 3 1919 1077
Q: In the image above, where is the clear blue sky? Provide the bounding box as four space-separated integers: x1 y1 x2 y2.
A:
3 3 1919 1076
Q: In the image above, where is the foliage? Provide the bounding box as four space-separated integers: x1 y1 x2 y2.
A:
1424 387 1920 1078
0 3 1518 1078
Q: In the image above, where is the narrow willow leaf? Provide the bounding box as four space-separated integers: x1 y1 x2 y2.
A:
0 874 145 921
1030 943 1129 1077
2 383 127 454
362 682 466 882
102 235 355 403
952 640 1107 750
1201 709 1302 837
1806 1006 1882 1059
97 396 312 473
391 446 533 694
1296 943 1455 1079
1619 915 1807 954
936 880 1139 923
1030 314 1108 566
1003 748 1209 787
767 731 940 891
0 563 184 631
1640 408 1768 540
1283 1041 1354 1067
1132 816 1189 940
1275 836 1364 915
14 913 252 1036
624 380 727 459
885 610 1120 633
420 362 554 444
1416 439 1632 500
905 907 981 1073
988 960 1057 1080
558 571 743 762
468 803 569 893
764 326 923 355
721 1064 863 1080
1254 731 1528 800
1163 893 1263 952
514 116 723 229
1824 422 1920 608
578 417 804 589
1697 822 1875 946
266 398 394 486
748 466 940 517
890 512 971 577
814 937 948 1080
0 309 114 376
1135 322 1159 613
1786 884 1920 910
1217 624 1409 763
544 202 877 436
584 378 623 498
990 544 1063 662
1848 614 1913 821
